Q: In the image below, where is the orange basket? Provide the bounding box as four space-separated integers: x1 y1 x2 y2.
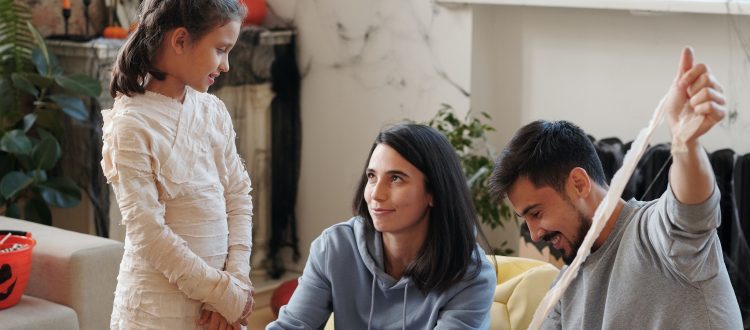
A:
0 231 36 310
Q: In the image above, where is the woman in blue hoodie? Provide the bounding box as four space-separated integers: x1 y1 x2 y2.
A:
268 123 496 330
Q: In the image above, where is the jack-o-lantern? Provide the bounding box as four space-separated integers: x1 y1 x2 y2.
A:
0 232 35 310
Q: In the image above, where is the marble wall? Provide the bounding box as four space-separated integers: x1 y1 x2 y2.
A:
265 0 474 270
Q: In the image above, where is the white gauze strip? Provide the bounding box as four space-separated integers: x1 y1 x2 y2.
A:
527 95 669 329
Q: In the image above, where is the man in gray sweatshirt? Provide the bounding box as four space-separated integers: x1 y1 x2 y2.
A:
489 48 743 329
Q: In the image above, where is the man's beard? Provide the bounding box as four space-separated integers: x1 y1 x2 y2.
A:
562 209 592 265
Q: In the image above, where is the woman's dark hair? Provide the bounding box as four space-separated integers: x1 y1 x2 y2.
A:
352 123 487 293
489 120 607 201
110 0 246 97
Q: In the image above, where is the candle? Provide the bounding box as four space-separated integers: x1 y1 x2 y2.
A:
62 0 71 36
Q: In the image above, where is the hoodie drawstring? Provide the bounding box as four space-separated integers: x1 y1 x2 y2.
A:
367 276 409 330
367 275 376 330
402 283 408 330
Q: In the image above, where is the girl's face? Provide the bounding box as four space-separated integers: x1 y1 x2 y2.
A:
180 20 241 92
364 144 433 236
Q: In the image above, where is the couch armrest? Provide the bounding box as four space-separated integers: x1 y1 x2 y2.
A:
1 217 124 330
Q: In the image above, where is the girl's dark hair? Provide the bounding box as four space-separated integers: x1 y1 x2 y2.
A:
489 120 607 201
352 123 487 293
110 0 246 97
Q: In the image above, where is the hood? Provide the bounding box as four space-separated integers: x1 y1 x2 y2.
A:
352 217 411 330
353 217 412 290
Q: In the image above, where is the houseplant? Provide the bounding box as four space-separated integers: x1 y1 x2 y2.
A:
427 104 515 255
0 1 101 225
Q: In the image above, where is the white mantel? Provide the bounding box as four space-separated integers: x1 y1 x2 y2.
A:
438 0 750 15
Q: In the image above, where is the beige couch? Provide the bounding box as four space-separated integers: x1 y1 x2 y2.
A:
0 217 124 330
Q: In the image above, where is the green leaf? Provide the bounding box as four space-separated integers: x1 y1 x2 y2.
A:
24 73 54 89
5 202 20 219
31 136 61 170
31 47 48 75
0 2 34 74
26 169 47 183
0 130 32 155
24 195 51 225
26 22 50 69
39 176 81 208
0 44 13 55
0 171 33 199
47 52 60 73
22 113 36 132
54 74 101 97
36 128 55 142
48 94 88 121
11 72 38 97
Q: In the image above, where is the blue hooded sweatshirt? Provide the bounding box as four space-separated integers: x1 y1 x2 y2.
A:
267 217 496 329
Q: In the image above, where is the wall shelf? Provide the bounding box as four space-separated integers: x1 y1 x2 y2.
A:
437 0 750 16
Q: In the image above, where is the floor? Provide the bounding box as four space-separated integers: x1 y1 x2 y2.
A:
246 270 300 329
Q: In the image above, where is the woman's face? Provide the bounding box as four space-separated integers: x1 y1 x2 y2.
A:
364 144 433 236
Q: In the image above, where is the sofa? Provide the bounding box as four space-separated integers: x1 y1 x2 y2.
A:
0 217 124 330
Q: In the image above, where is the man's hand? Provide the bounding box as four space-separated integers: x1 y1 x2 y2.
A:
664 47 726 145
664 47 724 204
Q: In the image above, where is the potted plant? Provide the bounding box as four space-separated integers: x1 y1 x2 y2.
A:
0 1 101 225
427 104 515 255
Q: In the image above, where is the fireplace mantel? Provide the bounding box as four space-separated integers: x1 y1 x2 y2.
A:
437 0 750 16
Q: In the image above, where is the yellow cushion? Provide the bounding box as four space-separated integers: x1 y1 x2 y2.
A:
487 255 559 330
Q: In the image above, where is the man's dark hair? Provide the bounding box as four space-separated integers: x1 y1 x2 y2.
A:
489 120 607 201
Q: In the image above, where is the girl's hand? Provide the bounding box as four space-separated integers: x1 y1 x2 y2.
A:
198 309 240 330
238 286 257 325
196 284 255 328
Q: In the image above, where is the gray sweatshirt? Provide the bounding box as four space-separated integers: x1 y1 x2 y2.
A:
542 186 743 329
267 217 496 330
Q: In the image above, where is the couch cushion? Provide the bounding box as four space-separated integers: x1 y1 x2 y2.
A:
1 217 124 330
0 295 78 330
488 255 559 330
